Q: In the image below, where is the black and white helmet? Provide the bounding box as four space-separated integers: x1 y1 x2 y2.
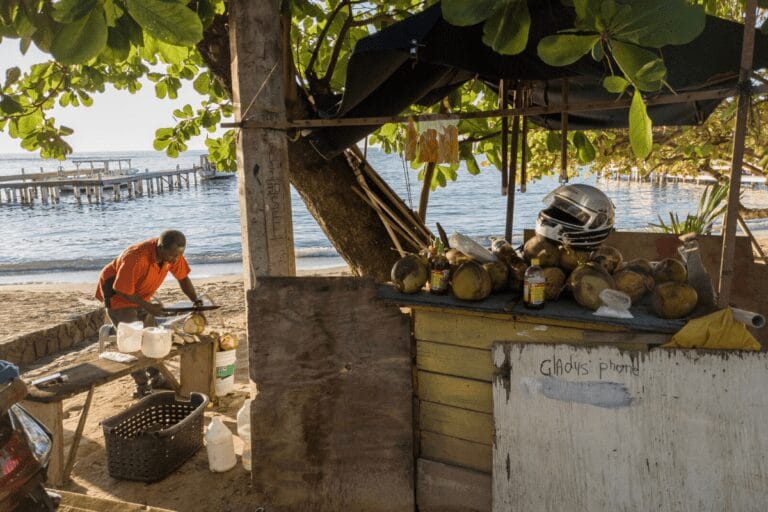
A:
535 184 615 249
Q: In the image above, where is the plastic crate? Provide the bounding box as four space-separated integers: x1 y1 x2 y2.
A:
101 391 208 482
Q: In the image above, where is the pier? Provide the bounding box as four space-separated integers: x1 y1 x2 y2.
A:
597 168 768 188
0 162 200 206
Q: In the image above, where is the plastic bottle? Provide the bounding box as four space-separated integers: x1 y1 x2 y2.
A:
205 416 237 472
523 258 546 309
237 399 253 471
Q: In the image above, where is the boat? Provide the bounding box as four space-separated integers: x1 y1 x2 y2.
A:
198 155 235 181
59 158 140 192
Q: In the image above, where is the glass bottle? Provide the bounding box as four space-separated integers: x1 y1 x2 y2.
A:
429 239 451 295
523 258 546 309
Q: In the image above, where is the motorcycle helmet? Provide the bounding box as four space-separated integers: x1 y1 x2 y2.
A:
535 184 615 249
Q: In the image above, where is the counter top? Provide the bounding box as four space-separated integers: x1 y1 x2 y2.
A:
377 284 685 334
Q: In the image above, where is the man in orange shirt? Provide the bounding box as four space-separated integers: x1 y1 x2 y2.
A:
96 230 201 397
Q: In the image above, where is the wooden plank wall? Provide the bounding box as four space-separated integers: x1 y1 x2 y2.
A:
248 277 413 511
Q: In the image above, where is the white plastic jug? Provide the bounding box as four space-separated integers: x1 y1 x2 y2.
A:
237 399 253 471
214 349 237 396
205 416 237 472
141 327 173 358
116 321 144 353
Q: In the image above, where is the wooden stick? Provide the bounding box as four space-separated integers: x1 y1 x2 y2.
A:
719 0 757 307
500 79 509 195
352 186 424 250
418 162 436 222
353 182 428 249
520 117 529 193
353 166 406 256
737 214 768 264
63 385 94 481
505 83 521 242
560 79 569 184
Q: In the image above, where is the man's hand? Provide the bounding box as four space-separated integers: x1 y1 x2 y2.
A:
192 297 203 308
144 302 166 317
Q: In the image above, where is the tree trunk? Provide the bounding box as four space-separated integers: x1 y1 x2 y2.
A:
199 13 420 282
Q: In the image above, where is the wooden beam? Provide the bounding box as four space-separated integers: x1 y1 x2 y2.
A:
505 84 521 242
560 79 569 183
719 0 757 307
223 85 764 130
500 79 509 195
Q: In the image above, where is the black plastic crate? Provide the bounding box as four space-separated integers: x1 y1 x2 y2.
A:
101 391 208 482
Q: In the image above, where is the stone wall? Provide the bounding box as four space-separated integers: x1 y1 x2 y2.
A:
0 308 106 367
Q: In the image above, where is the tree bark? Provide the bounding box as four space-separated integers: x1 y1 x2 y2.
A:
198 12 418 282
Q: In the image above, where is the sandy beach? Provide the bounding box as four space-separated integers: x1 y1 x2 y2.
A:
0 266 351 510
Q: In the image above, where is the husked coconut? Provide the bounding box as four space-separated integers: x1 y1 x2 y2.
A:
651 282 698 319
613 269 653 303
589 245 623 274
620 258 653 276
559 246 591 272
570 264 616 310
451 261 492 301
391 254 428 294
541 267 566 301
183 313 207 335
483 261 509 292
446 248 471 267
652 258 687 283
219 333 239 351
523 235 560 267
493 241 525 269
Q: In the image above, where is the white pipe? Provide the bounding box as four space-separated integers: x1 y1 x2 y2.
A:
732 307 766 329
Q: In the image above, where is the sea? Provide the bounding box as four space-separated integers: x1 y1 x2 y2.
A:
2 148 768 285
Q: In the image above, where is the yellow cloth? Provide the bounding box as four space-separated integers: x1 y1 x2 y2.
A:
663 307 761 351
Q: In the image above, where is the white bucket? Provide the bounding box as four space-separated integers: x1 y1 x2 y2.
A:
141 327 173 358
116 321 144 353
215 349 236 396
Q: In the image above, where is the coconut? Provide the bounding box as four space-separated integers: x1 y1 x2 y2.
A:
493 241 525 269
653 258 688 283
541 267 566 301
620 258 654 276
183 313 207 335
219 333 239 351
523 235 560 267
613 269 652 303
651 282 698 319
391 254 428 294
451 261 492 301
590 245 623 274
446 248 471 267
483 261 509 292
559 246 591 272
508 262 528 292
570 264 616 310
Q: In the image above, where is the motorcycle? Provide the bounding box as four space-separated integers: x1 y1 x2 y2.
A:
0 361 58 511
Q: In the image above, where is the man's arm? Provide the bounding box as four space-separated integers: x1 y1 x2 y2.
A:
178 277 201 306
112 290 166 316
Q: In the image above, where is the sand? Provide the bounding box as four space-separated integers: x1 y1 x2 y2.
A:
0 266 351 511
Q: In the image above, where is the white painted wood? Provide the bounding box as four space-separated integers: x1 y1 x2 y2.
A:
493 344 768 512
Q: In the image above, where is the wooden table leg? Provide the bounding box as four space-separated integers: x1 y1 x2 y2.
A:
179 341 216 400
63 386 94 481
22 400 64 487
157 363 181 392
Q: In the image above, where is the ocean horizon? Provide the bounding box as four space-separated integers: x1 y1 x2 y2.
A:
2 147 768 285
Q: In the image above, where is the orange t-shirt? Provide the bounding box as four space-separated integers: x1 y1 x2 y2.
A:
95 238 190 310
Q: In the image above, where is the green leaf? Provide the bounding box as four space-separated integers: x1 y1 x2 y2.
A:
442 0 499 26
4 66 21 88
591 40 604 61
482 0 531 55
52 0 98 23
603 75 628 94
0 96 23 115
610 40 663 91
609 0 705 48
51 7 108 65
546 131 561 152
537 34 599 66
629 91 652 159
124 0 203 46
103 0 125 27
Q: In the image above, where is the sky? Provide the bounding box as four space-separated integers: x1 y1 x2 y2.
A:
0 39 218 154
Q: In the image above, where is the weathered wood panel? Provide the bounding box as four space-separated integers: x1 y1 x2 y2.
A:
248 277 413 511
418 371 492 413
417 341 493 381
421 431 492 473
417 458 491 512
419 401 493 445
493 343 768 512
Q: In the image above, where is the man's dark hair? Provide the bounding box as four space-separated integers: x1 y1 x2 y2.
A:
159 230 186 249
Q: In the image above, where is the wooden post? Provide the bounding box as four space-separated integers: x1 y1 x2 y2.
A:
505 84 521 242
719 0 757 307
560 79 569 184
520 117 528 193
500 79 509 195
229 0 296 289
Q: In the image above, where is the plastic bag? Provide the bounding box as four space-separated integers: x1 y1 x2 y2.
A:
449 232 497 263
593 289 633 319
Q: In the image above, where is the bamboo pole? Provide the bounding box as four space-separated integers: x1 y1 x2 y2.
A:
353 166 405 256
351 186 424 250
719 0 757 307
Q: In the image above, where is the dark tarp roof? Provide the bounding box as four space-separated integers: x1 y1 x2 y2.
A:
309 1 768 159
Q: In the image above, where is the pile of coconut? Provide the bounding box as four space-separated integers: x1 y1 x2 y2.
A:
390 234 698 319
